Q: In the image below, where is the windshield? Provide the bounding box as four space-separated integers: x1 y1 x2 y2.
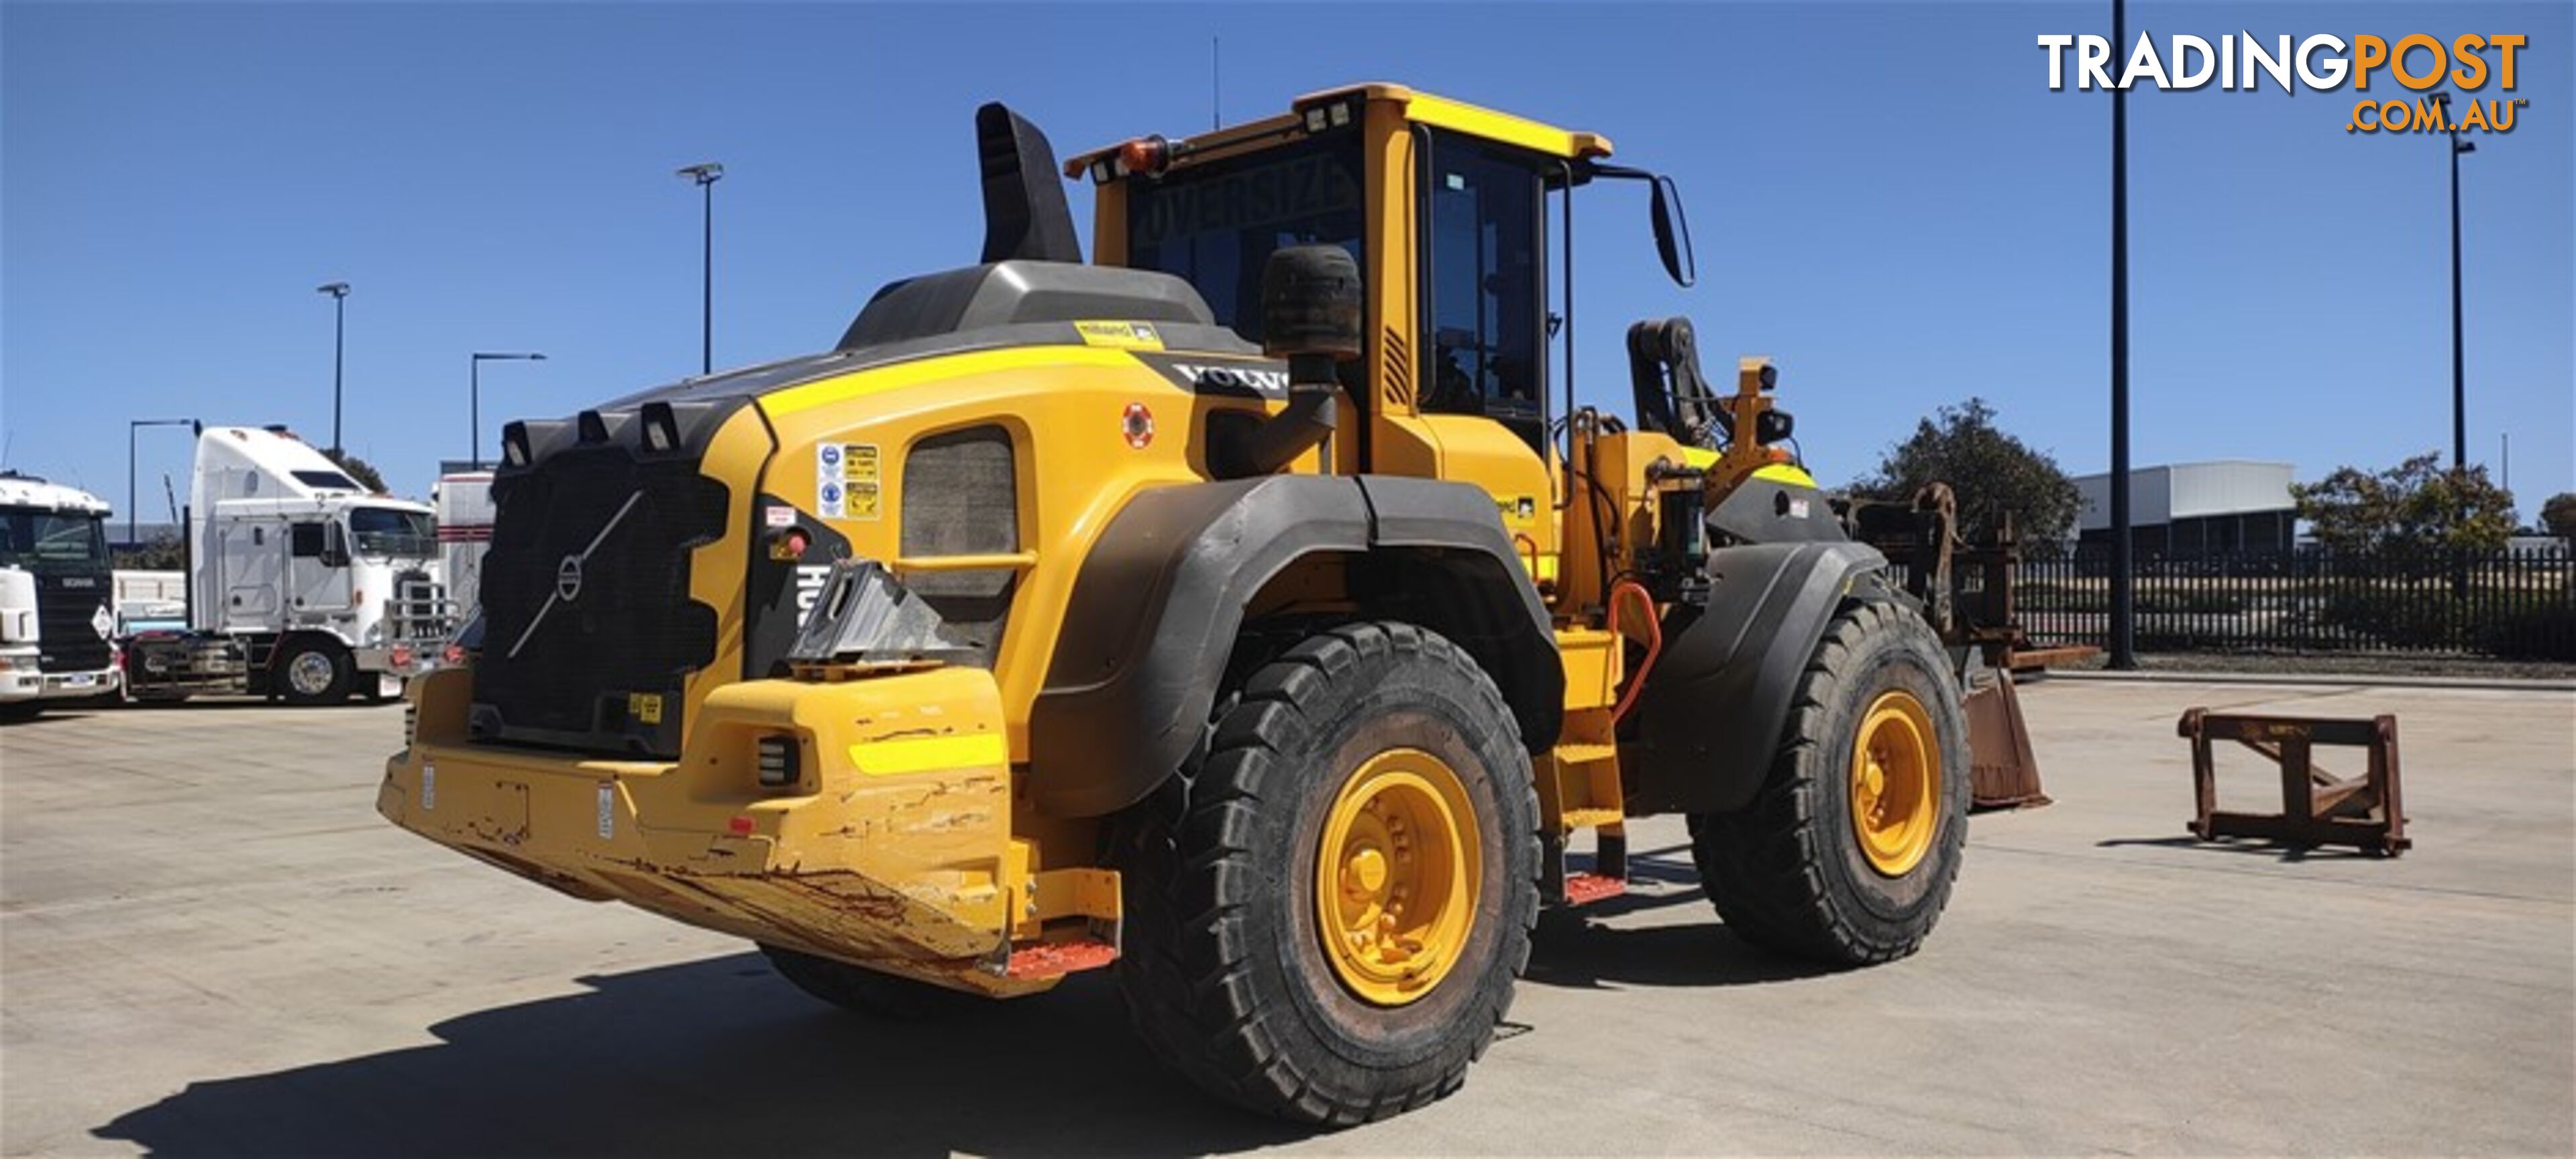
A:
349 506 434 557
1124 131 1366 343
0 509 109 573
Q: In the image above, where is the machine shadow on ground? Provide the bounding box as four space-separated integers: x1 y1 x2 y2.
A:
93 953 1304 1158
92 889 1827 1156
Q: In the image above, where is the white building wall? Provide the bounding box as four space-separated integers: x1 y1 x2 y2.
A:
2075 465 2173 533
2166 461 2295 520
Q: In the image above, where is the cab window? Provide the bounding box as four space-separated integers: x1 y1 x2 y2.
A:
1124 133 1366 345
1421 133 1547 448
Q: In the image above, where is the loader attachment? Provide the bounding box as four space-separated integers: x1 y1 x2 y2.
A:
1845 482 2051 810
1965 669 2048 810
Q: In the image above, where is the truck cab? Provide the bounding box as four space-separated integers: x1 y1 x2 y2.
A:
0 471 121 715
124 426 455 704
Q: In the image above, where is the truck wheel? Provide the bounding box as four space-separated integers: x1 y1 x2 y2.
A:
1688 599 1970 966
0 702 40 724
757 944 985 1020
1112 622 1540 1125
275 639 354 706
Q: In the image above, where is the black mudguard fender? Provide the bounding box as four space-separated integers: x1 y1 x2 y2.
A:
1029 474 1560 818
1627 541 1893 816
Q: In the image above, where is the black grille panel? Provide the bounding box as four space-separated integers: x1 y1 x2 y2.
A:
902 425 1018 667
470 441 730 757
35 575 111 673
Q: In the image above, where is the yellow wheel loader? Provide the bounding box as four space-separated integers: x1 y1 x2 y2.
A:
383 84 2002 1123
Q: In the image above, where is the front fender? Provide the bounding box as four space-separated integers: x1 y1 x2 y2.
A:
1627 541 1891 815
1028 474 1558 818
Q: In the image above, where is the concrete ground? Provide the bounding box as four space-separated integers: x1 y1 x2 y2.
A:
3 679 2570 1156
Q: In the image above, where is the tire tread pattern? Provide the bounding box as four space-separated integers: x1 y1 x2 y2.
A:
1112 621 1540 1125
1688 600 1970 966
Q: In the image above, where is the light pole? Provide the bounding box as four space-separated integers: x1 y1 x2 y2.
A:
470 352 547 469
2106 0 2136 669
2430 91 2475 474
316 282 350 453
676 162 724 375
127 419 199 547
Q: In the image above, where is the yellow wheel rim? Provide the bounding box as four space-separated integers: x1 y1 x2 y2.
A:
1315 748 1481 1006
1850 689 1940 877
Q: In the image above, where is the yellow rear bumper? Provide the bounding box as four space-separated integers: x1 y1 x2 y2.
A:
379 665 1086 995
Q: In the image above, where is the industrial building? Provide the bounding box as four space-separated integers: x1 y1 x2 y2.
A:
2073 460 2296 557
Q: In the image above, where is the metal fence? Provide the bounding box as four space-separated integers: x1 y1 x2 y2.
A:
2011 547 2576 661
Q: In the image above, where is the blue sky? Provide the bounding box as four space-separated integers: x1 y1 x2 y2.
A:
5 2 2569 520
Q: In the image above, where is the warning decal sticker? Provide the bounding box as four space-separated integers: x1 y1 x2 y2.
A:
815 442 881 521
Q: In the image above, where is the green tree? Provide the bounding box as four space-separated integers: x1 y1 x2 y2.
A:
111 535 185 570
323 448 386 493
2291 453 2516 557
1851 398 2081 541
2541 492 2576 539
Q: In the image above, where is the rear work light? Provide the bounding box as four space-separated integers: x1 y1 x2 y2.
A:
755 734 800 789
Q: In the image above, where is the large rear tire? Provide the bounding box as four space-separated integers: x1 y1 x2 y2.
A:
1112 622 1540 1125
1689 599 1970 965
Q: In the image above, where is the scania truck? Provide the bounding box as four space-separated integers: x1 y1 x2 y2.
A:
0 471 120 718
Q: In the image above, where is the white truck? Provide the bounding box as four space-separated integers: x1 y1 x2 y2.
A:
120 426 455 704
0 472 121 717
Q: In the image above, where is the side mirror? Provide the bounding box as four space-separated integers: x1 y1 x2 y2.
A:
1649 176 1697 288
322 522 350 568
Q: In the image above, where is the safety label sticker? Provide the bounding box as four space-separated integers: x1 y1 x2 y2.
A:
1075 319 1164 350
816 441 881 520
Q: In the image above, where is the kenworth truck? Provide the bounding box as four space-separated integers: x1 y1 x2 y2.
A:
0 472 119 717
383 86 2002 1122
123 426 452 704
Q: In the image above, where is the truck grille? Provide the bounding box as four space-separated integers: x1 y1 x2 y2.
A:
34 574 111 673
470 441 729 757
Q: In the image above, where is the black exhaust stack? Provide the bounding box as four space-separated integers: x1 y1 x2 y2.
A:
976 103 1082 265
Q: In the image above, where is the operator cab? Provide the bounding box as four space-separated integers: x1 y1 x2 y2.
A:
1075 83 1697 462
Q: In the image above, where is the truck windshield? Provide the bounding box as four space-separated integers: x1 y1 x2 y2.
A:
0 510 109 573
349 506 434 557
1124 131 1366 344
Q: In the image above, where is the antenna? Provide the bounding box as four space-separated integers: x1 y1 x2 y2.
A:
1212 36 1221 130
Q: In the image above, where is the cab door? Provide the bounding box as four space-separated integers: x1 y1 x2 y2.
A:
1362 115 1558 587
286 520 352 621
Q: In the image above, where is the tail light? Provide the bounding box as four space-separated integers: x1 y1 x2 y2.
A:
755 734 799 789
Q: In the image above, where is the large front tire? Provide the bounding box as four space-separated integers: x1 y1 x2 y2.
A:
1689 600 1970 965
1113 622 1540 1125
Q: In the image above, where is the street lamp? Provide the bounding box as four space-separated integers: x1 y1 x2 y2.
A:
470 352 547 469
2429 91 2476 474
316 282 350 454
676 162 724 376
127 419 199 547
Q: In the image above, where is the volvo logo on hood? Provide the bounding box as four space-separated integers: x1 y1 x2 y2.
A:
555 555 584 602
1132 351 1291 399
